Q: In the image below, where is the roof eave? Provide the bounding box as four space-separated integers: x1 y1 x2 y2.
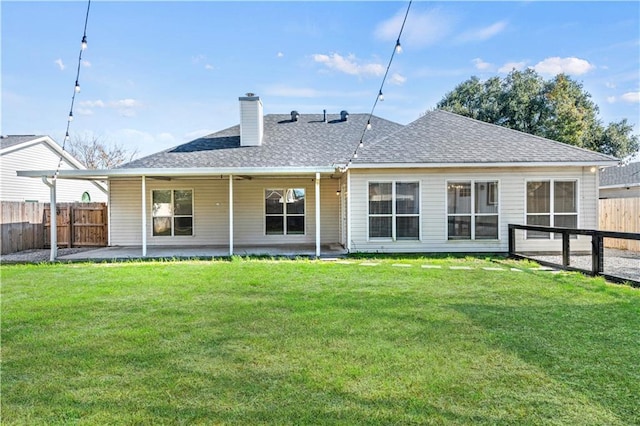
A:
17 166 338 179
349 160 619 169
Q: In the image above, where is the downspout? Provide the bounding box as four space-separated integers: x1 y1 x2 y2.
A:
229 174 234 256
141 176 147 257
315 173 321 258
346 169 352 253
42 176 57 261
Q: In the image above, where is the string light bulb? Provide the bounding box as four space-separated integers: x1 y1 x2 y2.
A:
81 35 88 50
68 111 74 122
64 132 70 142
366 120 372 131
75 80 81 93
395 39 402 54
359 140 364 149
353 151 358 159
378 90 384 101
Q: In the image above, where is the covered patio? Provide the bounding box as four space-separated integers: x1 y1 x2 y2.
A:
56 244 348 261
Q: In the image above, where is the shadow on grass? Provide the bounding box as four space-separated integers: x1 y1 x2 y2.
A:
452 301 640 423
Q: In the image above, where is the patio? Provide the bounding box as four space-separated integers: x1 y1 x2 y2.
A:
56 244 348 261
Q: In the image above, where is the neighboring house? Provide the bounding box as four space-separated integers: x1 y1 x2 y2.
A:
599 161 640 199
18 95 617 256
1 135 107 202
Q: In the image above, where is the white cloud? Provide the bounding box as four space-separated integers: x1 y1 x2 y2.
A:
108 99 142 108
388 73 407 85
312 53 384 77
76 108 94 116
54 58 65 70
265 85 322 98
620 92 640 103
79 100 105 108
498 61 527 73
472 58 492 71
375 7 455 48
457 21 507 43
204 64 215 70
192 54 206 64
277 52 284 58
81 60 91 67
605 81 616 89
606 96 617 104
533 57 594 76
77 99 142 117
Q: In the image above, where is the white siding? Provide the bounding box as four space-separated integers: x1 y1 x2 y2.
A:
109 176 340 247
349 167 598 253
1 142 107 202
600 187 640 199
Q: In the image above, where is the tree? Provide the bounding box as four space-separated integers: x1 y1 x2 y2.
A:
437 69 639 158
67 133 138 169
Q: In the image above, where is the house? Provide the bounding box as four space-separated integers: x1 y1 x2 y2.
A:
1 135 107 202
599 161 640 199
17 95 617 257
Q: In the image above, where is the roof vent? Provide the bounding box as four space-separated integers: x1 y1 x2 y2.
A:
245 92 255 97
340 110 349 122
291 110 300 122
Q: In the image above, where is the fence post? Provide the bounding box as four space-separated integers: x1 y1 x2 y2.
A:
591 233 604 276
68 205 73 248
562 231 570 267
508 225 515 256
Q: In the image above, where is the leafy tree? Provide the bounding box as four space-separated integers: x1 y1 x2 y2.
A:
67 133 138 169
437 69 639 158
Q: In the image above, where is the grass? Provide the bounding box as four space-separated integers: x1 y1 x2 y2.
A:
2 257 639 425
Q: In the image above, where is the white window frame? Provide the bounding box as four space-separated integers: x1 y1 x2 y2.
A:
367 180 421 241
264 188 306 236
151 188 194 237
446 180 500 241
525 179 579 240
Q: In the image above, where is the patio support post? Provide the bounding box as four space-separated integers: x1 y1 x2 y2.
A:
346 170 351 252
141 175 147 257
229 174 234 256
315 172 321 257
42 176 57 261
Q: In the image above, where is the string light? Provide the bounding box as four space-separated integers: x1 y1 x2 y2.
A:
53 0 92 180
345 0 412 169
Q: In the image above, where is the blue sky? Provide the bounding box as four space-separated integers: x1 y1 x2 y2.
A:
2 1 639 158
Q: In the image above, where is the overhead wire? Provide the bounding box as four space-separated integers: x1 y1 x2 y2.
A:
54 0 92 180
345 0 412 170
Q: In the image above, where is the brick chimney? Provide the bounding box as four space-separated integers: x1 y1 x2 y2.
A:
239 93 263 146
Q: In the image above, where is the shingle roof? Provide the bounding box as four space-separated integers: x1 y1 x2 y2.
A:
0 135 43 150
120 114 403 169
354 110 617 165
600 161 640 187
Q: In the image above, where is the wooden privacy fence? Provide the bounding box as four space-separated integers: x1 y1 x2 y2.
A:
599 198 640 251
0 202 107 254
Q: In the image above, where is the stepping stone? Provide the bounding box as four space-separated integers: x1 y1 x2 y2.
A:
392 264 412 268
360 262 379 266
421 265 442 269
482 267 506 271
532 266 555 271
450 266 473 270
510 268 523 272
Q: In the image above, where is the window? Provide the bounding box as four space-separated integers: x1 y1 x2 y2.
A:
265 188 305 235
152 189 193 236
368 182 419 240
526 180 577 239
447 181 499 240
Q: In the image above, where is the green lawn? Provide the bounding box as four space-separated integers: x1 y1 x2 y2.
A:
2 257 639 425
